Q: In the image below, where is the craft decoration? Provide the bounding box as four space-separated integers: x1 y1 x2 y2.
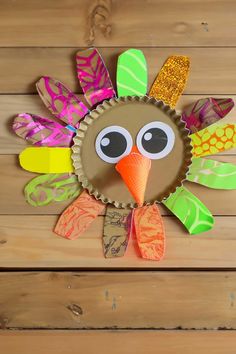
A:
187 158 236 189
14 47 236 262
182 97 234 133
19 147 73 173
116 49 148 97
13 113 74 147
76 48 116 106
25 173 81 206
163 186 214 234
54 190 105 240
103 205 130 258
36 76 89 127
149 55 190 108
190 123 236 158
72 96 192 209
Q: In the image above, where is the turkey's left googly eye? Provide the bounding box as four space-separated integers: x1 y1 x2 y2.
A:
95 125 133 163
136 121 175 159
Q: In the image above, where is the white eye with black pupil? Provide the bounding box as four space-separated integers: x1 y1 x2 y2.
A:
136 121 175 159
95 125 133 164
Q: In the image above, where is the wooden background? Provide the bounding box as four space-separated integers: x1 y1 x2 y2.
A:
1 0 236 352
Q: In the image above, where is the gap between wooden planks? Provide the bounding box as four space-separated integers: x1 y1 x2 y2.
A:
1 271 236 329
1 215 236 268
0 0 236 47
1 48 236 94
2 330 236 354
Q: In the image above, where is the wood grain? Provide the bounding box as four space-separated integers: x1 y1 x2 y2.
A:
1 48 236 94
0 0 236 47
2 94 236 154
1 215 236 268
0 272 236 328
2 331 236 354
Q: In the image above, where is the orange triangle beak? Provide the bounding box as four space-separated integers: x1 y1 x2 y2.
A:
115 148 151 206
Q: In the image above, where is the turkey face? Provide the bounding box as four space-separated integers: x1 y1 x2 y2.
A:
72 96 192 208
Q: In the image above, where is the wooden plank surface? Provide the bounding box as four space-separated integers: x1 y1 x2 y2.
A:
0 0 236 47
0 216 236 268
1 48 236 94
0 272 236 329
2 331 236 354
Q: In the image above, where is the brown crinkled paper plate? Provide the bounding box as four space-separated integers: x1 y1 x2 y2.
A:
72 96 192 208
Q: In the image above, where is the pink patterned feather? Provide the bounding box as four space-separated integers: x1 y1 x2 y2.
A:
36 76 89 127
76 48 116 106
13 113 74 147
182 97 234 133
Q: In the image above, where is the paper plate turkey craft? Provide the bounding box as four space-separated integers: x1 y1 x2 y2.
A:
13 48 236 261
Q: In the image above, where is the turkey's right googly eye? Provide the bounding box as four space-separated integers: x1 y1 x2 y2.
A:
95 125 133 164
136 121 175 159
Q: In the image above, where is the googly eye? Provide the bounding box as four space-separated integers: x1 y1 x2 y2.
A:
136 121 175 159
95 125 133 163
